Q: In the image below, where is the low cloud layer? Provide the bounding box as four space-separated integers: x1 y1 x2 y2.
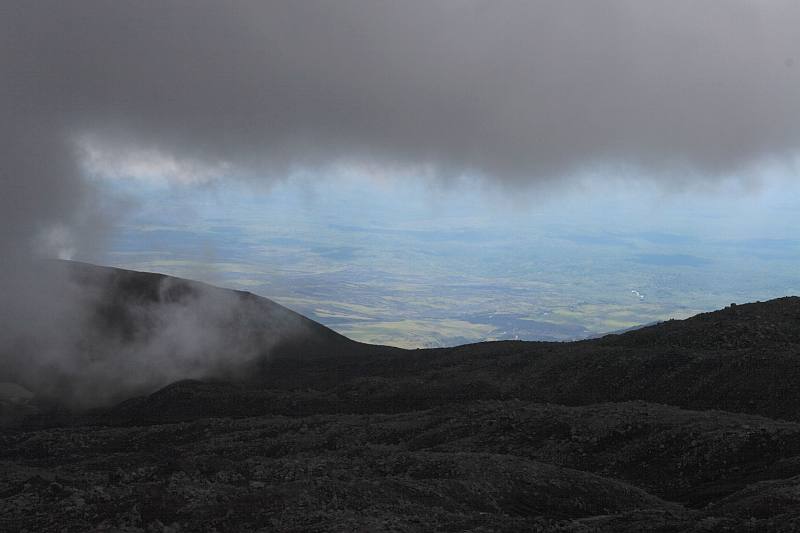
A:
2 2 800 405
5 1 800 253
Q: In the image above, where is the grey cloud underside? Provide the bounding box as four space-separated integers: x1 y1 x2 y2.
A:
5 0 800 189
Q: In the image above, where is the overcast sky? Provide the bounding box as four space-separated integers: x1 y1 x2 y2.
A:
2 1 800 265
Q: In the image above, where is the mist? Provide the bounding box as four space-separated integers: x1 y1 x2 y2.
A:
2 263 322 408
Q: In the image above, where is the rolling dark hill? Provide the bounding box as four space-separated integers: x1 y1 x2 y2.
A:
2 264 800 531
1 261 398 410
251 297 800 422
65 260 368 362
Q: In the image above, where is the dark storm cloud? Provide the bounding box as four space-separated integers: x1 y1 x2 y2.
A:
2 1 800 405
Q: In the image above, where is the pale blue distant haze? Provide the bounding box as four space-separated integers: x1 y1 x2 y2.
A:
98 170 800 348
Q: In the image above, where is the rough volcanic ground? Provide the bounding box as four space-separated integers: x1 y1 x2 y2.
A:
2 265 800 531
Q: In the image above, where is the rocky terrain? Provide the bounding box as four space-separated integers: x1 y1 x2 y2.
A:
2 265 800 531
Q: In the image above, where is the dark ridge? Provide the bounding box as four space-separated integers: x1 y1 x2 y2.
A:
63 260 366 360
17 263 799 424
250 297 800 422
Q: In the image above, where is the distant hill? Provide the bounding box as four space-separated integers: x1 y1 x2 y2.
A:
64 260 367 362
1 261 395 409
249 295 800 422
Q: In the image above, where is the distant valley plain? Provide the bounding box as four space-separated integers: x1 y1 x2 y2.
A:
103 179 800 348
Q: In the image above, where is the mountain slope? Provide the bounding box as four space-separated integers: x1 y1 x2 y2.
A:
3 264 800 531
15 262 800 419
247 296 800 422
66 260 360 361
2 261 395 409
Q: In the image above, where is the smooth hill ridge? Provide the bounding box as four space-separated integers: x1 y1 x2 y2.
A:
65 260 363 361
2 261 398 410
251 295 800 422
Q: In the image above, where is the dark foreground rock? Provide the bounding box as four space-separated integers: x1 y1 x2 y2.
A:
4 399 800 531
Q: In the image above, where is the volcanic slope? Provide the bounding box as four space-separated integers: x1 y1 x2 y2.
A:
1 261 397 410
2 264 800 531
65 260 376 362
